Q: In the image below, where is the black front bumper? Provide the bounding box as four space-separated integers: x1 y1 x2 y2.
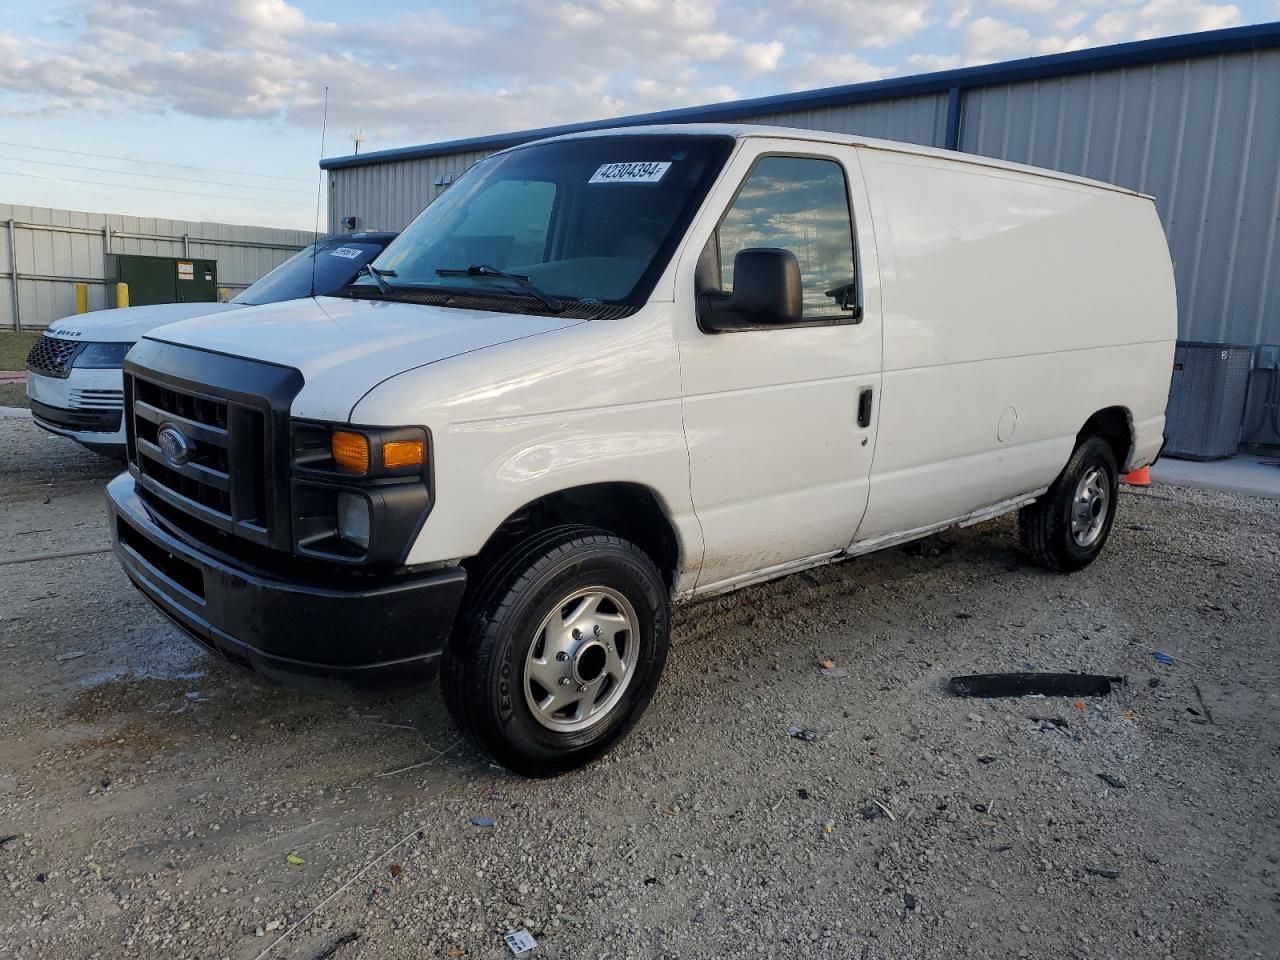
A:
31 397 123 433
107 473 467 693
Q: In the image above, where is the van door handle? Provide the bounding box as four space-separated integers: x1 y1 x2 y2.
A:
857 388 873 428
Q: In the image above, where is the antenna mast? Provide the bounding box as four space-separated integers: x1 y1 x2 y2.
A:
309 85 329 298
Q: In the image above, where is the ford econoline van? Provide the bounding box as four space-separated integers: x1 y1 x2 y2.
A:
106 125 1175 775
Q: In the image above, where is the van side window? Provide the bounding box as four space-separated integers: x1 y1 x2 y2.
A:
712 156 857 320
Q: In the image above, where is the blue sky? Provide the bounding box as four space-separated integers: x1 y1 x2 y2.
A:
0 0 1276 229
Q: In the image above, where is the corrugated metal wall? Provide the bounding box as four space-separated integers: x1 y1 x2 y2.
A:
960 48 1280 350
739 92 951 148
329 148 495 234
0 203 317 330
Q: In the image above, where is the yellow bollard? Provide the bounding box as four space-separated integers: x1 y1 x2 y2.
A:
115 282 129 309
75 283 88 314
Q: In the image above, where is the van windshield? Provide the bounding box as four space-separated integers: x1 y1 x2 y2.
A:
355 134 734 310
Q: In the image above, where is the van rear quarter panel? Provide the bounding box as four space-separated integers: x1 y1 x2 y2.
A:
854 147 1176 541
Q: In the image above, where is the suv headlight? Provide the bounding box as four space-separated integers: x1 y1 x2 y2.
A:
72 341 134 368
289 421 432 565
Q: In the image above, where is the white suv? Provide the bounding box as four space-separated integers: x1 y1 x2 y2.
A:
26 233 395 457
106 125 1174 775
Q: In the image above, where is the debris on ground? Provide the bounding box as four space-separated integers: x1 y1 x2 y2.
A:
1153 651 1175 666
1084 867 1122 879
1029 715 1069 729
286 853 304 865
787 726 819 742
470 817 496 828
504 928 537 956
949 672 1124 698
903 892 918 911
53 651 85 662
1193 684 1215 723
311 932 359 960
818 658 849 678
1096 773 1127 789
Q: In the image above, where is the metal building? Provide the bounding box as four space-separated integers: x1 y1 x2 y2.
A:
1 203 317 330
321 21 1280 451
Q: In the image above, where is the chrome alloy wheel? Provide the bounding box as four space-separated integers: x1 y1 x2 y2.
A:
1071 466 1109 547
523 586 638 733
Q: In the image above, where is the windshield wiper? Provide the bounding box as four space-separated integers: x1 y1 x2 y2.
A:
361 263 396 295
435 264 564 312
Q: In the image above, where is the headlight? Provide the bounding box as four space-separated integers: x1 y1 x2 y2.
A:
290 421 433 566
72 341 133 368
336 492 371 549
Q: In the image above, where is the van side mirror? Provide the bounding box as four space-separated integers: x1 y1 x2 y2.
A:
698 248 803 332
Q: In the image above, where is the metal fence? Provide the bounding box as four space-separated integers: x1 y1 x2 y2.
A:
0 203 318 330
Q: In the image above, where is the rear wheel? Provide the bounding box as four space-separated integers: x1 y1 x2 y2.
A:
1018 436 1119 572
442 525 669 777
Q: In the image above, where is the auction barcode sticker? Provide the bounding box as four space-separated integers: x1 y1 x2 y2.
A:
330 247 363 259
589 161 671 184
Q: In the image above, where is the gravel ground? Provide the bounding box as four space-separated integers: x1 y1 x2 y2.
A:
1 416 1277 960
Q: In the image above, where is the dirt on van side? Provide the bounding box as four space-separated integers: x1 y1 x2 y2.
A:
0 415 1277 960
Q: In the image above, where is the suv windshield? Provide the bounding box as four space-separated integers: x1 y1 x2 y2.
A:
356 134 734 309
234 239 388 306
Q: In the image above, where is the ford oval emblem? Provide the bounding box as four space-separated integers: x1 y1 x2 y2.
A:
157 424 193 466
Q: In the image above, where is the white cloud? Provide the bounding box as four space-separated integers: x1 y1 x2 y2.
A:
795 52 894 87
0 0 1261 147
964 15 1035 58
991 0 1060 13
739 40 786 73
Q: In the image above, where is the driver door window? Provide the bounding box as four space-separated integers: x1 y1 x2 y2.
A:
710 156 858 320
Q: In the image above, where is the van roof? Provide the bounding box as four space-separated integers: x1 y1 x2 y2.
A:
528 123 1155 201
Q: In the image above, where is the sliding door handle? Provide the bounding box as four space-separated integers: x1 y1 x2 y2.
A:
857 388 874 428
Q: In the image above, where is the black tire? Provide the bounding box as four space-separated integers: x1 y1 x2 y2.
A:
442 525 670 777
1018 436 1119 573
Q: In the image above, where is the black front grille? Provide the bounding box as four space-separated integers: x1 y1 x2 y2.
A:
123 340 303 554
130 374 267 538
26 334 80 378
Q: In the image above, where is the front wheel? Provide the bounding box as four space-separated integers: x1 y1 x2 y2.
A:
442 526 670 777
1018 436 1119 573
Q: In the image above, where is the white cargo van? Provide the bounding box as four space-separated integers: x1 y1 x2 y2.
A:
107 125 1175 775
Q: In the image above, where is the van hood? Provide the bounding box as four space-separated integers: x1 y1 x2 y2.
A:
144 295 585 422
47 301 243 342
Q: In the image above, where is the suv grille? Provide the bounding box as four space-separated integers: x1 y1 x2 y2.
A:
128 373 270 544
26 334 79 378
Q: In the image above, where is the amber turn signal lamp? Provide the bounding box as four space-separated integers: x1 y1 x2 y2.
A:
383 439 425 469
331 431 370 473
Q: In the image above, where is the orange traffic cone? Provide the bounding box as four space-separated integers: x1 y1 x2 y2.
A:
1122 465 1151 486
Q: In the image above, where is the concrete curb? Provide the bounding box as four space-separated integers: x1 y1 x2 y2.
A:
0 405 32 418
